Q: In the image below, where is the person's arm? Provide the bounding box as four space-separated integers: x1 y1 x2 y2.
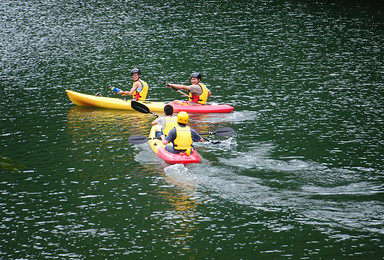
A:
166 84 191 91
161 135 169 145
191 129 204 142
162 129 176 145
119 81 140 96
151 118 159 126
153 117 166 130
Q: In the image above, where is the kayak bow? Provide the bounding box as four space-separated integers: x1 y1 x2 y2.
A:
65 90 166 112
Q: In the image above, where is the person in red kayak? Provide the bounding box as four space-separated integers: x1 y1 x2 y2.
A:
166 72 211 105
117 68 149 101
151 104 178 138
161 111 203 154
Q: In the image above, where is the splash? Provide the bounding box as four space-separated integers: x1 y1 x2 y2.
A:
191 111 259 124
164 164 197 190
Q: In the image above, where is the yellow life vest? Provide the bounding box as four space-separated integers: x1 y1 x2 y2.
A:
132 79 148 101
163 116 178 136
188 83 209 104
173 126 193 150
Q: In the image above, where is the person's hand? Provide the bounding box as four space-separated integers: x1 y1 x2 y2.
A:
166 83 171 88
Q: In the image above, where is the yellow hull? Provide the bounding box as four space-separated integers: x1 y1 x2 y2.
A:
65 90 166 112
148 125 163 154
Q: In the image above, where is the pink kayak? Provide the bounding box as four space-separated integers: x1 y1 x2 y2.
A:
148 125 201 165
168 102 234 113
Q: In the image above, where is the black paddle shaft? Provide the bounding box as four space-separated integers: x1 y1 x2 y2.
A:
128 135 162 144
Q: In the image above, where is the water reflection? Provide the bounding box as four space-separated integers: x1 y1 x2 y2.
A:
66 107 154 175
67 106 151 134
150 166 198 254
68 109 203 255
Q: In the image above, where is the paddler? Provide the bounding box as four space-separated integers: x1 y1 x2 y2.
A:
117 68 149 101
160 111 203 154
151 104 178 138
166 72 211 105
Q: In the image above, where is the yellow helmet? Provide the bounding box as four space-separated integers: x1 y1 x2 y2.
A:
177 111 189 124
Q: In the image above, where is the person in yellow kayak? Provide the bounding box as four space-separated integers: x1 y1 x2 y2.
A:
166 72 211 105
161 111 203 154
151 104 178 138
117 68 149 101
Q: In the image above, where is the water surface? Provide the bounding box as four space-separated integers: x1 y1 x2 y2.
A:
1 0 383 258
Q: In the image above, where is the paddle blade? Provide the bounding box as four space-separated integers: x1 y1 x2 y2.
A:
131 101 150 114
128 135 149 144
215 127 235 137
131 101 159 117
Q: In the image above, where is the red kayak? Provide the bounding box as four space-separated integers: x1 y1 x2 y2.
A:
168 102 234 113
148 125 201 165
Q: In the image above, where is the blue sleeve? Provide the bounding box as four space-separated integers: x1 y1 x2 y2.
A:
165 128 176 142
191 129 202 142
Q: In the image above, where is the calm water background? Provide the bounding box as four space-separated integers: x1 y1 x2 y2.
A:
1 0 383 258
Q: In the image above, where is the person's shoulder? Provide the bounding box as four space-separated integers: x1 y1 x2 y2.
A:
191 128 200 136
189 84 202 93
132 81 140 87
168 127 176 134
166 128 176 140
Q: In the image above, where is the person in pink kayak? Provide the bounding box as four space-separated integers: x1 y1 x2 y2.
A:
166 72 211 105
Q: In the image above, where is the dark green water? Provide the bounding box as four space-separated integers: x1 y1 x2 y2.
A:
1 0 383 258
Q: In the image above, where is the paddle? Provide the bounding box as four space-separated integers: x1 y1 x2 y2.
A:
129 127 235 145
129 135 156 144
128 135 219 145
156 79 189 97
199 127 235 137
198 127 235 144
168 85 189 97
131 101 159 117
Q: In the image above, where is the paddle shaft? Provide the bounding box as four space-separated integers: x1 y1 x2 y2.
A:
129 126 235 145
130 134 221 145
129 135 160 144
155 78 190 98
148 111 159 117
170 86 189 97
201 136 222 144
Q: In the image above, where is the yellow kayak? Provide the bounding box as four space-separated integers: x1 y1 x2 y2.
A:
65 90 166 112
